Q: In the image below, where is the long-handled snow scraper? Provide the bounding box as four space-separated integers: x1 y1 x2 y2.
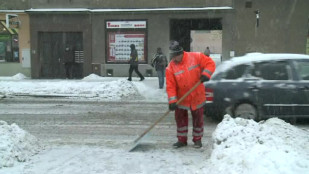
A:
129 81 202 152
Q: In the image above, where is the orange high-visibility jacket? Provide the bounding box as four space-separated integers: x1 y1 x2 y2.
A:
166 51 216 110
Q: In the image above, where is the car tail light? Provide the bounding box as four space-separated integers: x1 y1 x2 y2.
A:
205 88 214 103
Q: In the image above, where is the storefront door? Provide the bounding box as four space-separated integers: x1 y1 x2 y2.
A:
39 32 62 78
38 32 83 79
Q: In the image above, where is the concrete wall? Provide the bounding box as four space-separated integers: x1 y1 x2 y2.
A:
17 13 31 62
91 10 229 77
0 62 31 76
1 0 308 78
231 0 309 56
0 0 29 10
190 30 222 53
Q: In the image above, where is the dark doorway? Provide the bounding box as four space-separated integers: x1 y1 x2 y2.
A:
38 32 83 79
170 19 222 51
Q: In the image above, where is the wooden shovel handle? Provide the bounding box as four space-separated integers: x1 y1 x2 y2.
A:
133 80 202 143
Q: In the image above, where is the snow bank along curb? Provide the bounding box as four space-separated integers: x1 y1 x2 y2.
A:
208 115 309 174
0 79 141 100
0 73 170 101
0 121 41 168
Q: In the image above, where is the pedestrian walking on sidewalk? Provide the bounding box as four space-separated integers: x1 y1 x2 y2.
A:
127 44 145 81
151 47 167 89
166 40 216 148
204 46 210 57
63 45 75 79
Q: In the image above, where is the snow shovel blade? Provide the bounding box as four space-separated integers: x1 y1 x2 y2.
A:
128 142 140 152
128 110 170 152
128 133 150 152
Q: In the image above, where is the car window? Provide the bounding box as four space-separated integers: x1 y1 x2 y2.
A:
222 64 249 80
251 61 291 80
294 60 309 80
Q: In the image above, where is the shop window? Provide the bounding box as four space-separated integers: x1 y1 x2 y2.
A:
0 21 19 62
245 1 252 8
106 20 147 64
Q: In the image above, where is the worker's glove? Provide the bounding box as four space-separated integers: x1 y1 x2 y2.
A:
169 103 177 111
200 75 210 82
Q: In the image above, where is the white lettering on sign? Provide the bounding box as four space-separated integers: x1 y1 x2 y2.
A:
107 22 120 28
106 21 146 29
6 14 20 28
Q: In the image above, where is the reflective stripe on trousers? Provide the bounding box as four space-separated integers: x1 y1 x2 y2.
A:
175 107 204 143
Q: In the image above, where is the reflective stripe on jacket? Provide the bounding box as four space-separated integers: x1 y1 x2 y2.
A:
166 52 215 110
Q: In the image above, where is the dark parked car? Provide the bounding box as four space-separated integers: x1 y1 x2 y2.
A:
204 53 309 121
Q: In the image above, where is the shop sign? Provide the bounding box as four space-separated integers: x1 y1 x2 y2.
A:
6 14 20 29
106 21 146 29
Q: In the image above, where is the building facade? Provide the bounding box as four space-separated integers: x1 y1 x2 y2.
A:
0 0 308 78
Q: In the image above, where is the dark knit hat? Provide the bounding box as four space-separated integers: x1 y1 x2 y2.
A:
169 40 183 58
130 44 135 49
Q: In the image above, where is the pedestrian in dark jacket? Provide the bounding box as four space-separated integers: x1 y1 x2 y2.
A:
128 44 144 81
63 45 75 79
204 46 210 56
151 47 167 89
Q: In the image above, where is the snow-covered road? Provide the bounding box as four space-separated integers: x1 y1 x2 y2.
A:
0 98 218 147
0 97 217 174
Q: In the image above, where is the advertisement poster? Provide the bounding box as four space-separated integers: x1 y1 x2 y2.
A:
108 32 146 63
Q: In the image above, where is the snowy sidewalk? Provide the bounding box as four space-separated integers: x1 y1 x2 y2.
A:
0 73 167 102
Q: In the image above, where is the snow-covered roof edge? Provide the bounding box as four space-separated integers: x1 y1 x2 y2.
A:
25 7 233 13
25 8 89 12
0 10 25 13
91 7 233 12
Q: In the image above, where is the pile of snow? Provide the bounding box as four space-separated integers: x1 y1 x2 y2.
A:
76 79 141 100
0 78 141 100
0 121 41 168
207 115 309 174
0 73 28 81
11 73 27 80
82 74 105 80
0 74 167 102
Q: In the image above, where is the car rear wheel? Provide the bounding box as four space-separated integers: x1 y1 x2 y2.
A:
234 103 257 120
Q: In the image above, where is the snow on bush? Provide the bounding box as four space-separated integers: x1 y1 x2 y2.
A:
0 121 41 168
209 115 309 174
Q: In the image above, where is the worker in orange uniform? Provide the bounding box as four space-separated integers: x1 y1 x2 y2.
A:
166 40 216 148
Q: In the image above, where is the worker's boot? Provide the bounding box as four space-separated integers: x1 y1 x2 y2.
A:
173 141 187 148
193 140 202 148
